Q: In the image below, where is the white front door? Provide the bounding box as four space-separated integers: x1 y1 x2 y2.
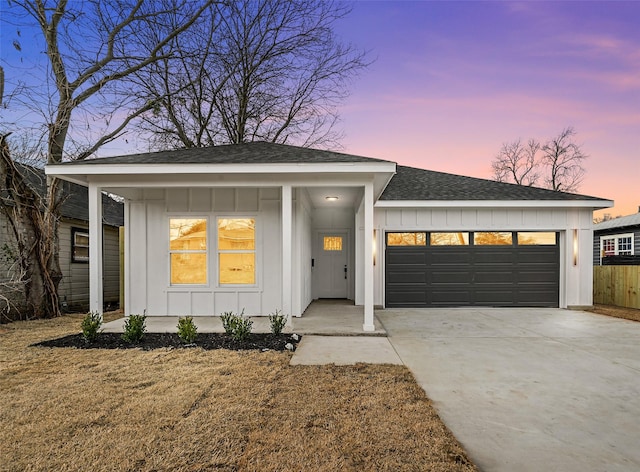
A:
315 232 348 298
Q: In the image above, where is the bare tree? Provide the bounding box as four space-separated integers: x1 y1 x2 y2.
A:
135 0 370 150
541 127 587 192
492 138 540 186
1 0 212 319
491 127 587 193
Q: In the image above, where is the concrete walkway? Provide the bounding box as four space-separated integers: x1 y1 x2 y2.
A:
290 335 402 365
378 308 640 472
102 299 386 335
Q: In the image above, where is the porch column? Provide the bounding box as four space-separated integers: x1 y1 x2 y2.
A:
363 182 375 331
88 182 104 317
282 184 293 324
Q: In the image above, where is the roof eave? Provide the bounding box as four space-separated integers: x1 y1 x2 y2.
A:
375 199 614 210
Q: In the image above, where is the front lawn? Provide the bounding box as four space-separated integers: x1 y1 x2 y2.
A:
0 315 476 472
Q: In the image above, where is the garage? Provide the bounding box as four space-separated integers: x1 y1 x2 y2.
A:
385 231 560 307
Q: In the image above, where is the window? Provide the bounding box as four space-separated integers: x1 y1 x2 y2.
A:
600 234 634 257
218 218 255 284
474 232 512 245
169 218 207 285
430 232 469 246
517 232 557 245
71 228 89 263
387 232 426 246
324 236 343 251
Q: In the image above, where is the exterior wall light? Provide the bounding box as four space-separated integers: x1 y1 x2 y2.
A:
573 229 579 266
373 229 377 266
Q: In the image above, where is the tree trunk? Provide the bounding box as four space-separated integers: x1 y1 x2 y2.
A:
0 134 62 319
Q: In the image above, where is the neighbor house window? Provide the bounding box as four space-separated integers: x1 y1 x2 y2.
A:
169 218 207 285
218 218 255 285
600 234 634 257
387 232 426 246
430 232 469 246
71 228 89 263
517 232 557 245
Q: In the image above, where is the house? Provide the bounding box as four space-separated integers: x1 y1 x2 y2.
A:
0 165 123 317
45 142 611 330
593 210 640 265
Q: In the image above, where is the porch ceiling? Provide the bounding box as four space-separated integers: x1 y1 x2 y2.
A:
306 187 362 208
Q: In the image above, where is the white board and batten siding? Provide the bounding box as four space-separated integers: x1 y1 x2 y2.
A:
361 206 595 309
126 187 284 316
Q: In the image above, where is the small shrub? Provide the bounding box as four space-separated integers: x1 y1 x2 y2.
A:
220 311 237 335
231 315 253 342
177 316 198 344
122 314 147 344
268 310 287 335
81 311 102 343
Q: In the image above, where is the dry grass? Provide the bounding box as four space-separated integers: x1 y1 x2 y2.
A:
0 315 476 472
587 304 640 323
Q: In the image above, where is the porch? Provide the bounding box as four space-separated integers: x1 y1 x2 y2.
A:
102 300 386 335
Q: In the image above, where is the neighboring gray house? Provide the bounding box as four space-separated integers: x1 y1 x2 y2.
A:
47 142 611 330
0 165 123 318
593 210 640 265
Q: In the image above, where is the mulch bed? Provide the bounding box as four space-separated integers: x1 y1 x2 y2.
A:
33 332 301 351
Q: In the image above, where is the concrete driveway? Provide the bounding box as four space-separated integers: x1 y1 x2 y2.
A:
378 308 640 472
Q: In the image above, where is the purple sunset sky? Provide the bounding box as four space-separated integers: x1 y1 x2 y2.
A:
334 1 639 217
1 1 637 217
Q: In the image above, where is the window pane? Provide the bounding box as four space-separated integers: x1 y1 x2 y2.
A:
74 247 89 261
75 233 89 246
474 232 513 245
218 218 255 250
219 253 255 284
517 232 557 245
619 236 632 254
387 232 426 246
602 238 615 256
170 219 207 250
171 253 207 284
430 232 469 246
323 236 343 251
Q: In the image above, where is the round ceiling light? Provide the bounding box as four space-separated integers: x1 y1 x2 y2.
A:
325 196 339 201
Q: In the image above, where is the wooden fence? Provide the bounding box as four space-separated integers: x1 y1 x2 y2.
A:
593 266 640 309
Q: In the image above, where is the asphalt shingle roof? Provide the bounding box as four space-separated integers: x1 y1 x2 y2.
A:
380 165 607 202
50 142 608 203
593 212 640 231
3 164 124 227
59 141 392 165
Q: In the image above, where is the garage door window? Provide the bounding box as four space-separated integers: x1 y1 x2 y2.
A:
430 232 469 246
474 232 513 245
517 232 557 245
387 232 426 246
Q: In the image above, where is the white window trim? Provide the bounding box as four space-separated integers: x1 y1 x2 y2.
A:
216 215 258 287
168 216 209 287
600 233 634 258
72 228 90 263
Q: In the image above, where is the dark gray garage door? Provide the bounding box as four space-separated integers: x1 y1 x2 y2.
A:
385 231 560 307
